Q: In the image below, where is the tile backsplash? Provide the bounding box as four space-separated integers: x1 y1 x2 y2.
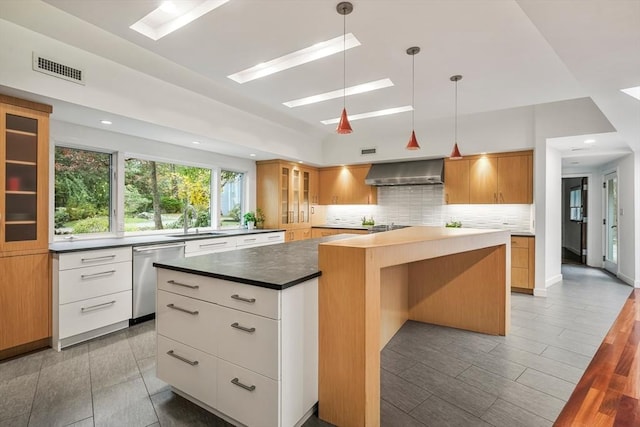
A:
325 185 533 232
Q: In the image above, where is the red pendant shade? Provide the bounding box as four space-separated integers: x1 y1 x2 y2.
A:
336 108 353 134
450 142 462 159
406 130 420 150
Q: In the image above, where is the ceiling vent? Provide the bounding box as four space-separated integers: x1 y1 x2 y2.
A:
32 52 85 85
361 147 377 155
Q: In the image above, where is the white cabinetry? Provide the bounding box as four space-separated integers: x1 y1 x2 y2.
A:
185 231 285 257
52 246 132 350
156 268 317 427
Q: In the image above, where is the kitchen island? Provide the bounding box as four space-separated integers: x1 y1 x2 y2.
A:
318 226 510 427
152 235 353 427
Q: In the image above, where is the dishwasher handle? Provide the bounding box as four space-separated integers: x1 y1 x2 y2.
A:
133 243 186 252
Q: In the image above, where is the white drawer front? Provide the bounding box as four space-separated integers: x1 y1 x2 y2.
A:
185 237 236 256
157 335 217 408
157 290 219 356
59 261 132 304
217 358 279 427
59 246 132 270
218 305 280 380
216 280 280 319
236 232 284 248
157 269 218 304
59 290 132 339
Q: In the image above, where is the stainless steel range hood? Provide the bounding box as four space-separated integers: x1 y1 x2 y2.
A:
364 159 444 186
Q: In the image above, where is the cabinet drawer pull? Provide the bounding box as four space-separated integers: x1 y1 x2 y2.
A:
81 254 116 263
231 294 255 303
231 377 256 392
80 270 116 279
167 303 199 315
81 300 116 313
268 235 281 240
231 322 256 333
243 238 257 242
167 279 199 290
167 350 198 366
199 241 227 248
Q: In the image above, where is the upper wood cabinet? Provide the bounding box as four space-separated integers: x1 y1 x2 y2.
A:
318 164 377 205
257 160 316 231
1 100 50 252
445 151 533 204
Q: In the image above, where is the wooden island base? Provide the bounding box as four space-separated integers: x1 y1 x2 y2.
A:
318 227 510 427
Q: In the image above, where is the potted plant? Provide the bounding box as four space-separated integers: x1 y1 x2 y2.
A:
255 208 266 229
243 211 257 230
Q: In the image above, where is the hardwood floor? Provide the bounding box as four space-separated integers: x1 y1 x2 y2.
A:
555 289 640 426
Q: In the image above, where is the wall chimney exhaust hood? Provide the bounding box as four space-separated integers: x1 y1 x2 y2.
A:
364 159 444 186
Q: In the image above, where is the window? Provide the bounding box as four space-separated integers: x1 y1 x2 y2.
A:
569 186 582 221
124 158 211 232
220 170 244 228
54 147 112 235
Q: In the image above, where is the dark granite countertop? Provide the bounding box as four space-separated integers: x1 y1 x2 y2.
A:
153 234 357 290
49 229 285 253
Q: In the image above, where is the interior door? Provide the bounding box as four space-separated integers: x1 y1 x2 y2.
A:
580 177 588 264
604 172 618 274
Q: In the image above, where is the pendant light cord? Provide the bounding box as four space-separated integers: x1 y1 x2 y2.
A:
454 79 458 143
343 8 346 109
412 53 415 130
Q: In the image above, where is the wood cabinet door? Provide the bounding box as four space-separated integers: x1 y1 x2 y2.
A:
318 168 341 205
1 104 49 252
497 155 532 204
348 165 376 204
469 157 497 204
444 159 470 204
0 253 49 350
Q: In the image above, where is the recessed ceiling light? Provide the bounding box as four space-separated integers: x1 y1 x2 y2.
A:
321 105 413 125
298 160 304 164
130 0 230 41
100 120 112 125
283 79 394 108
621 86 640 101
249 153 256 157
584 139 596 144
228 33 361 84
192 141 200 144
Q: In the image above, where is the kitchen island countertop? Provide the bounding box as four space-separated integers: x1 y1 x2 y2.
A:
153 234 356 290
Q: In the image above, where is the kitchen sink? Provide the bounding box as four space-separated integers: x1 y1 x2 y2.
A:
167 232 227 239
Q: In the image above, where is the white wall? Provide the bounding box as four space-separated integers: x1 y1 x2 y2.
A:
544 146 563 289
635 150 640 288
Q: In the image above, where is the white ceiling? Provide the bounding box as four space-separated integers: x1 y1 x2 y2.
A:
2 0 639 167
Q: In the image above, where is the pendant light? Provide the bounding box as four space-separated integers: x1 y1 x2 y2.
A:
449 74 463 159
336 2 353 134
406 46 421 150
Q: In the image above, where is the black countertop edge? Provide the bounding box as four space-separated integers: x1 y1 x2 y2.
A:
511 232 535 237
153 263 321 290
49 229 286 253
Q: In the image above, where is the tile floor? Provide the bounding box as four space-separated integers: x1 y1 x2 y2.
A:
0 264 632 427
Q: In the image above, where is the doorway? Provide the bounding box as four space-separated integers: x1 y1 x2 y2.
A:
562 177 588 265
604 172 618 275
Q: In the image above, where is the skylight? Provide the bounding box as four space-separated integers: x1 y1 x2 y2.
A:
621 86 640 101
321 106 413 125
130 0 230 41
283 79 394 108
227 33 361 84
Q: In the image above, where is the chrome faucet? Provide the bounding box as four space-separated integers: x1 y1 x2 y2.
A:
183 203 197 234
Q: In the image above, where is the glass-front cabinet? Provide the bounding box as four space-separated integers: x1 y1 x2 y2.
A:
1 103 49 252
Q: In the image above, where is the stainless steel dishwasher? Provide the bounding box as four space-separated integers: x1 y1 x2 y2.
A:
132 242 185 323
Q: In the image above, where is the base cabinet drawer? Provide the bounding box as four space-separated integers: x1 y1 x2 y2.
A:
157 335 217 408
58 246 131 270
157 290 219 356
217 305 280 380
157 268 218 303
59 261 132 304
217 358 279 427
59 290 132 339
216 280 280 319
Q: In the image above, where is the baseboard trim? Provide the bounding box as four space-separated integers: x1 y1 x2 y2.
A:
618 272 639 288
545 274 563 288
533 288 548 297
0 337 50 361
